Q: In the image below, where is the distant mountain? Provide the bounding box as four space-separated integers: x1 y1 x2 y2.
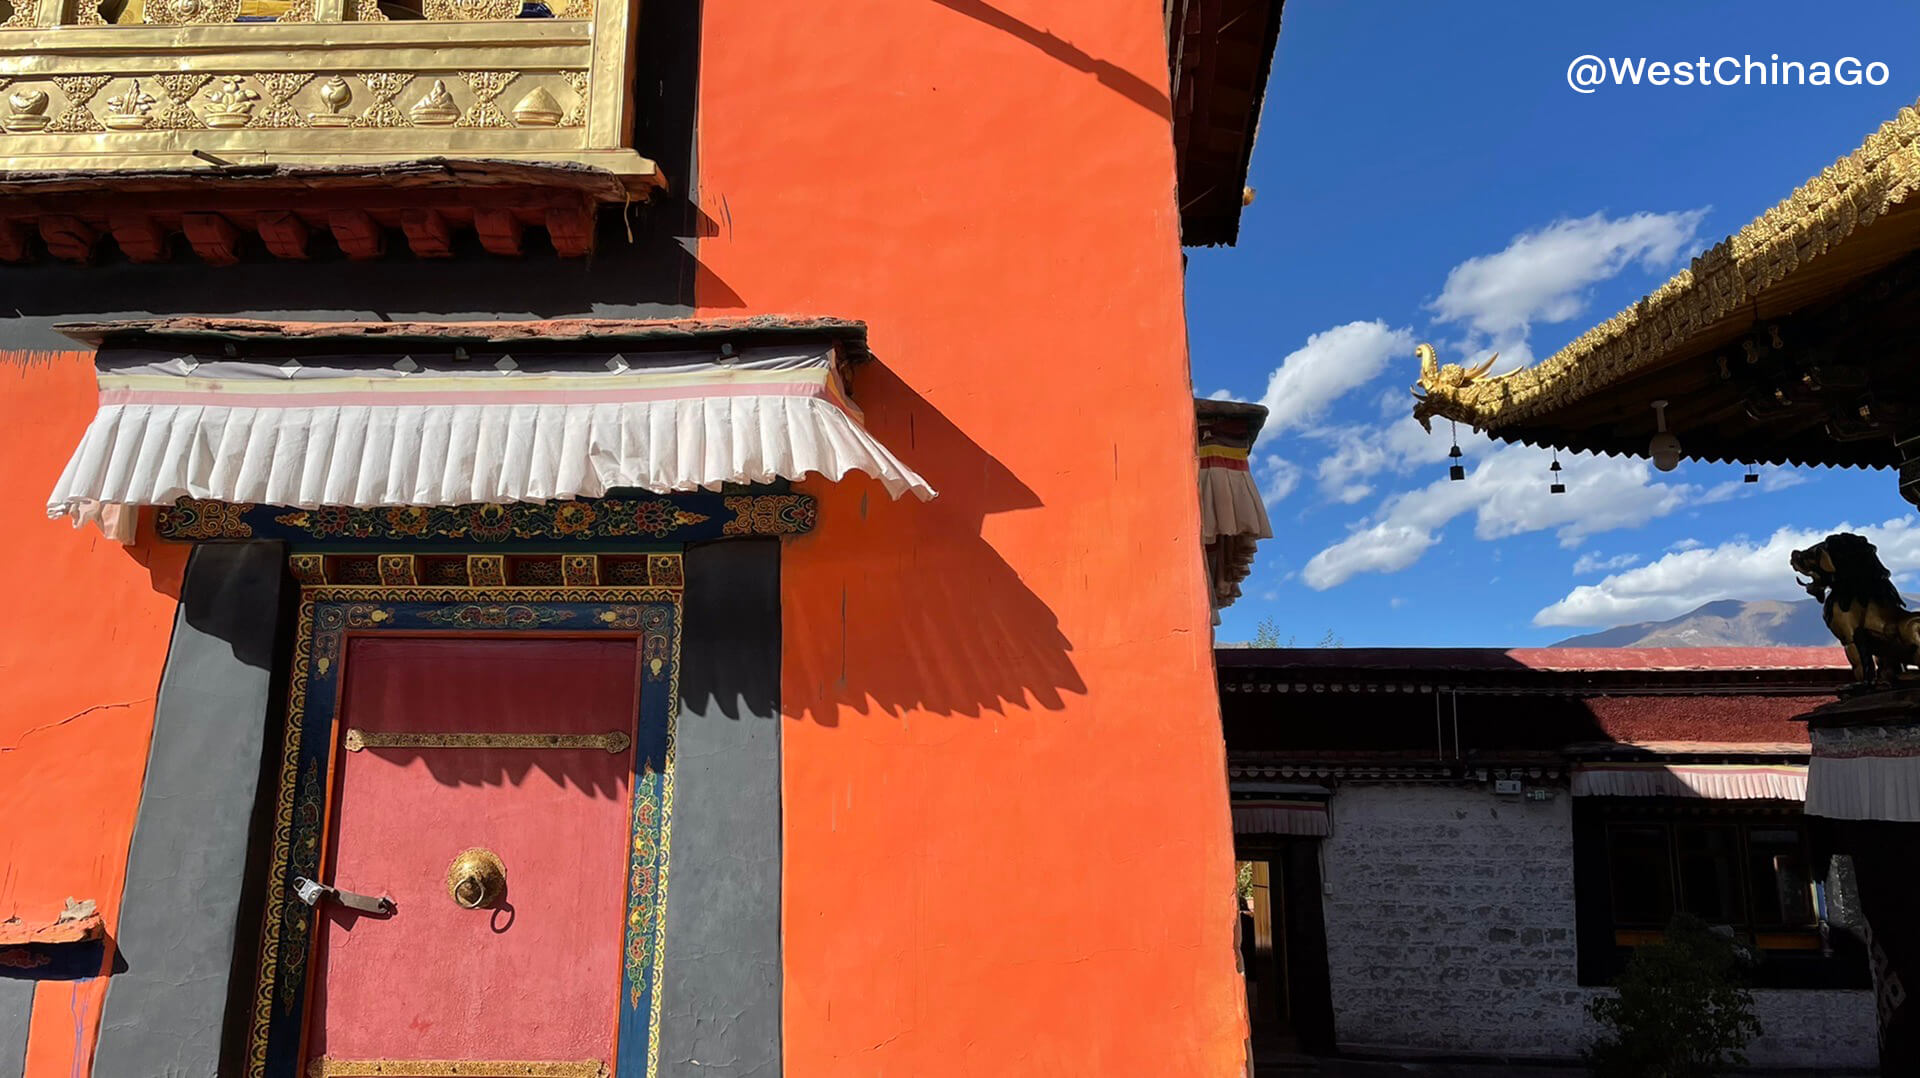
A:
1551 599 1835 648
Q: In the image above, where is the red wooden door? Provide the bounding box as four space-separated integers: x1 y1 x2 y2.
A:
306 635 638 1074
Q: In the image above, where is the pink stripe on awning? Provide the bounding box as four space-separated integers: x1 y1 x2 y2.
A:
1570 763 1807 801
96 378 847 412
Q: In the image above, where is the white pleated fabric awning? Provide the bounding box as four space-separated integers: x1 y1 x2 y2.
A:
1229 782 1332 837
1231 799 1331 837
1806 723 1920 822
1570 762 1808 801
49 342 934 539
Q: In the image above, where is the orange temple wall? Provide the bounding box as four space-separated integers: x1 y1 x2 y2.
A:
695 1 1246 1073
0 1 1246 1073
0 353 188 1077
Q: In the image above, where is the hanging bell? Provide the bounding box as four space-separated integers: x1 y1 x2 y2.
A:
1447 442 1465 482
1549 456 1565 495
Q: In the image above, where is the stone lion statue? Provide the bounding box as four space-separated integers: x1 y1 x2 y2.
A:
1791 533 1920 685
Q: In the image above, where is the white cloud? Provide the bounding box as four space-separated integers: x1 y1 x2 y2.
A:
1258 320 1414 437
1205 388 1236 401
1534 518 1920 627
1762 469 1809 493
1311 417 1447 503
1572 551 1640 574
1669 538 1704 552
1429 210 1709 343
1302 443 1693 590
1257 454 1300 506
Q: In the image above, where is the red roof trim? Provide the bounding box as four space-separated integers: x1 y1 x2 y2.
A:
1217 646 1848 673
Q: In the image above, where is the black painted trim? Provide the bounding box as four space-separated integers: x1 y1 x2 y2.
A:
0 979 29 1078
93 542 295 1078
658 538 782 1076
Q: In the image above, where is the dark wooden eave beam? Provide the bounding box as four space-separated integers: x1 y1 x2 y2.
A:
181 213 243 266
256 211 311 260
473 208 524 257
399 208 454 259
0 219 29 262
39 214 98 263
109 214 170 263
328 210 386 261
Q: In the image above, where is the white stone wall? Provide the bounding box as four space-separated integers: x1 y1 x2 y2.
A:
1318 784 1878 1068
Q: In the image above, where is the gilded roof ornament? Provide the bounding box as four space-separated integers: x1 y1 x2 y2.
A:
1410 342 1512 432
1411 99 1920 434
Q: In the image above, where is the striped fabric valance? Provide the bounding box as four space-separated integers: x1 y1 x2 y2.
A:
1230 798 1331 837
49 344 933 539
1196 400 1272 615
1570 762 1807 801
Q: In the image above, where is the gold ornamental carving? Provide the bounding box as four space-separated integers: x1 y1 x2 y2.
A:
307 1061 609 1078
407 78 458 126
309 76 352 127
144 0 241 25
445 847 507 910
152 72 212 129
201 75 258 128
457 69 515 128
510 86 560 127
343 728 633 754
4 86 48 131
560 69 588 126
104 80 156 129
47 75 109 133
423 0 519 19
253 72 313 129
353 71 412 128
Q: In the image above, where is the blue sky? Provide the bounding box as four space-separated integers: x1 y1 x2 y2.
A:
1190 0 1920 647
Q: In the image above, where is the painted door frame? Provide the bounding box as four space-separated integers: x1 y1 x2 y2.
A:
243 571 685 1078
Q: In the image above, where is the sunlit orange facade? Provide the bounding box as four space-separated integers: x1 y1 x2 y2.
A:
0 1 1275 1075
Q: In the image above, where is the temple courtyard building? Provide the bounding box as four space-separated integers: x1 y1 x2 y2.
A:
1222 647 1879 1072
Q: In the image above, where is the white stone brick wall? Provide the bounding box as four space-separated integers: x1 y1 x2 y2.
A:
1317 784 1877 1069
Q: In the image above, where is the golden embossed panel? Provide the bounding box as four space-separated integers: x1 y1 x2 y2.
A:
342 729 632 753
0 7 650 185
307 1062 609 1078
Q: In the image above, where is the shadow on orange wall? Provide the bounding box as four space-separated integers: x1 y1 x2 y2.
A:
927 0 1170 117
785 360 1088 723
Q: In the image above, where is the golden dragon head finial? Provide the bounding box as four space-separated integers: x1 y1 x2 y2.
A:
1411 343 1506 432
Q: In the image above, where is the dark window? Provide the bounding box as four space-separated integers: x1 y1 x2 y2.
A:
1574 799 1868 989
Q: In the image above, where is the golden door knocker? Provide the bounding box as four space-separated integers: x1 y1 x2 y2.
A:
446 848 507 909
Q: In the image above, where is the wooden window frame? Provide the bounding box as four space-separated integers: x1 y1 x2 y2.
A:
1571 798 1869 990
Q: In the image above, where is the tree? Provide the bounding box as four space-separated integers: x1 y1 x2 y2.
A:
1586 915 1763 1078
1251 617 1283 648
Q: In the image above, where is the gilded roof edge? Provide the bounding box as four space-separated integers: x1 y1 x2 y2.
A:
1412 99 1920 432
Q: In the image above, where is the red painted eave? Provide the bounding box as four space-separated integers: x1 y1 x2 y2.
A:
1217 646 1850 673
57 314 872 360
